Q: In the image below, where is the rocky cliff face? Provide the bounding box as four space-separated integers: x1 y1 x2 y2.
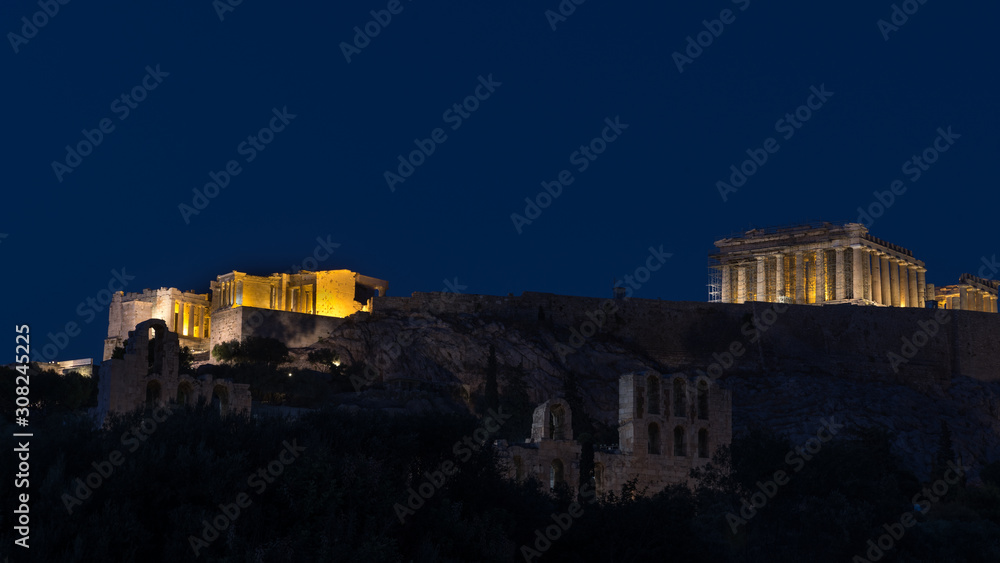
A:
288 304 1000 481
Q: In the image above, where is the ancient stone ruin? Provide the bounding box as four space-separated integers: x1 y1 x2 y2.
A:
712 222 931 306
103 268 388 361
93 319 251 426
711 221 998 311
500 372 732 498
936 273 1000 312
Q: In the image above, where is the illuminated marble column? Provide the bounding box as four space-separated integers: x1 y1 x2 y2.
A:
775 253 785 302
835 247 846 300
851 246 864 300
815 249 826 304
879 255 891 306
871 251 882 304
908 266 919 308
756 257 766 302
737 265 747 304
721 265 731 303
889 259 900 307
917 268 926 306
959 287 969 310
899 263 910 307
795 251 805 304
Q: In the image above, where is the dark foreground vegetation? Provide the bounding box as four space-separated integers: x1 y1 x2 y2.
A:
2 364 999 562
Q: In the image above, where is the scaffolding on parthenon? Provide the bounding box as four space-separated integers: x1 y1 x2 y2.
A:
707 256 722 303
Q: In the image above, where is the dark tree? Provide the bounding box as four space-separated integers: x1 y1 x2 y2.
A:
307 348 341 374
178 346 195 374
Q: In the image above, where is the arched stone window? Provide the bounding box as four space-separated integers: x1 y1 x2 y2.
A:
176 381 194 406
673 379 686 417
697 380 709 420
648 422 661 455
673 426 686 457
647 375 661 415
550 404 566 440
550 459 564 489
698 428 709 458
212 384 230 416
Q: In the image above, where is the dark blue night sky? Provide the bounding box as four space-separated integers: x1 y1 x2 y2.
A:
3 0 998 362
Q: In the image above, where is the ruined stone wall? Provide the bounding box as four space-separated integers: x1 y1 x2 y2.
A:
208 307 246 352
208 306 347 357
107 292 154 339
93 319 250 425
374 292 1000 383
502 375 731 499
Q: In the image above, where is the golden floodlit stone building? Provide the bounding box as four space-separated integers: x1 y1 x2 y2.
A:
104 269 388 360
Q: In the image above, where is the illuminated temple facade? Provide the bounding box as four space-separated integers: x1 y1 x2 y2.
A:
711 222 931 307
710 222 998 312
210 270 388 318
104 269 388 360
935 273 999 313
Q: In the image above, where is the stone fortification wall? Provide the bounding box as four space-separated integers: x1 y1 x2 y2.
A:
374 292 1000 383
209 306 347 356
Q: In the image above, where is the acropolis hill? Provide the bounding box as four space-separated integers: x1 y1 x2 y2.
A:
99 222 1000 480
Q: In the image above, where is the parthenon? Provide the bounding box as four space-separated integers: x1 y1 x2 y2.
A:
711 222 932 307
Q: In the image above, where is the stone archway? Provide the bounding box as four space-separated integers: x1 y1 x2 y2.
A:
549 404 567 440
673 378 686 417
531 399 574 442
648 422 661 455
647 375 661 415
212 384 230 415
550 459 564 490
698 428 710 458
593 462 605 495
674 425 686 457
176 381 194 406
